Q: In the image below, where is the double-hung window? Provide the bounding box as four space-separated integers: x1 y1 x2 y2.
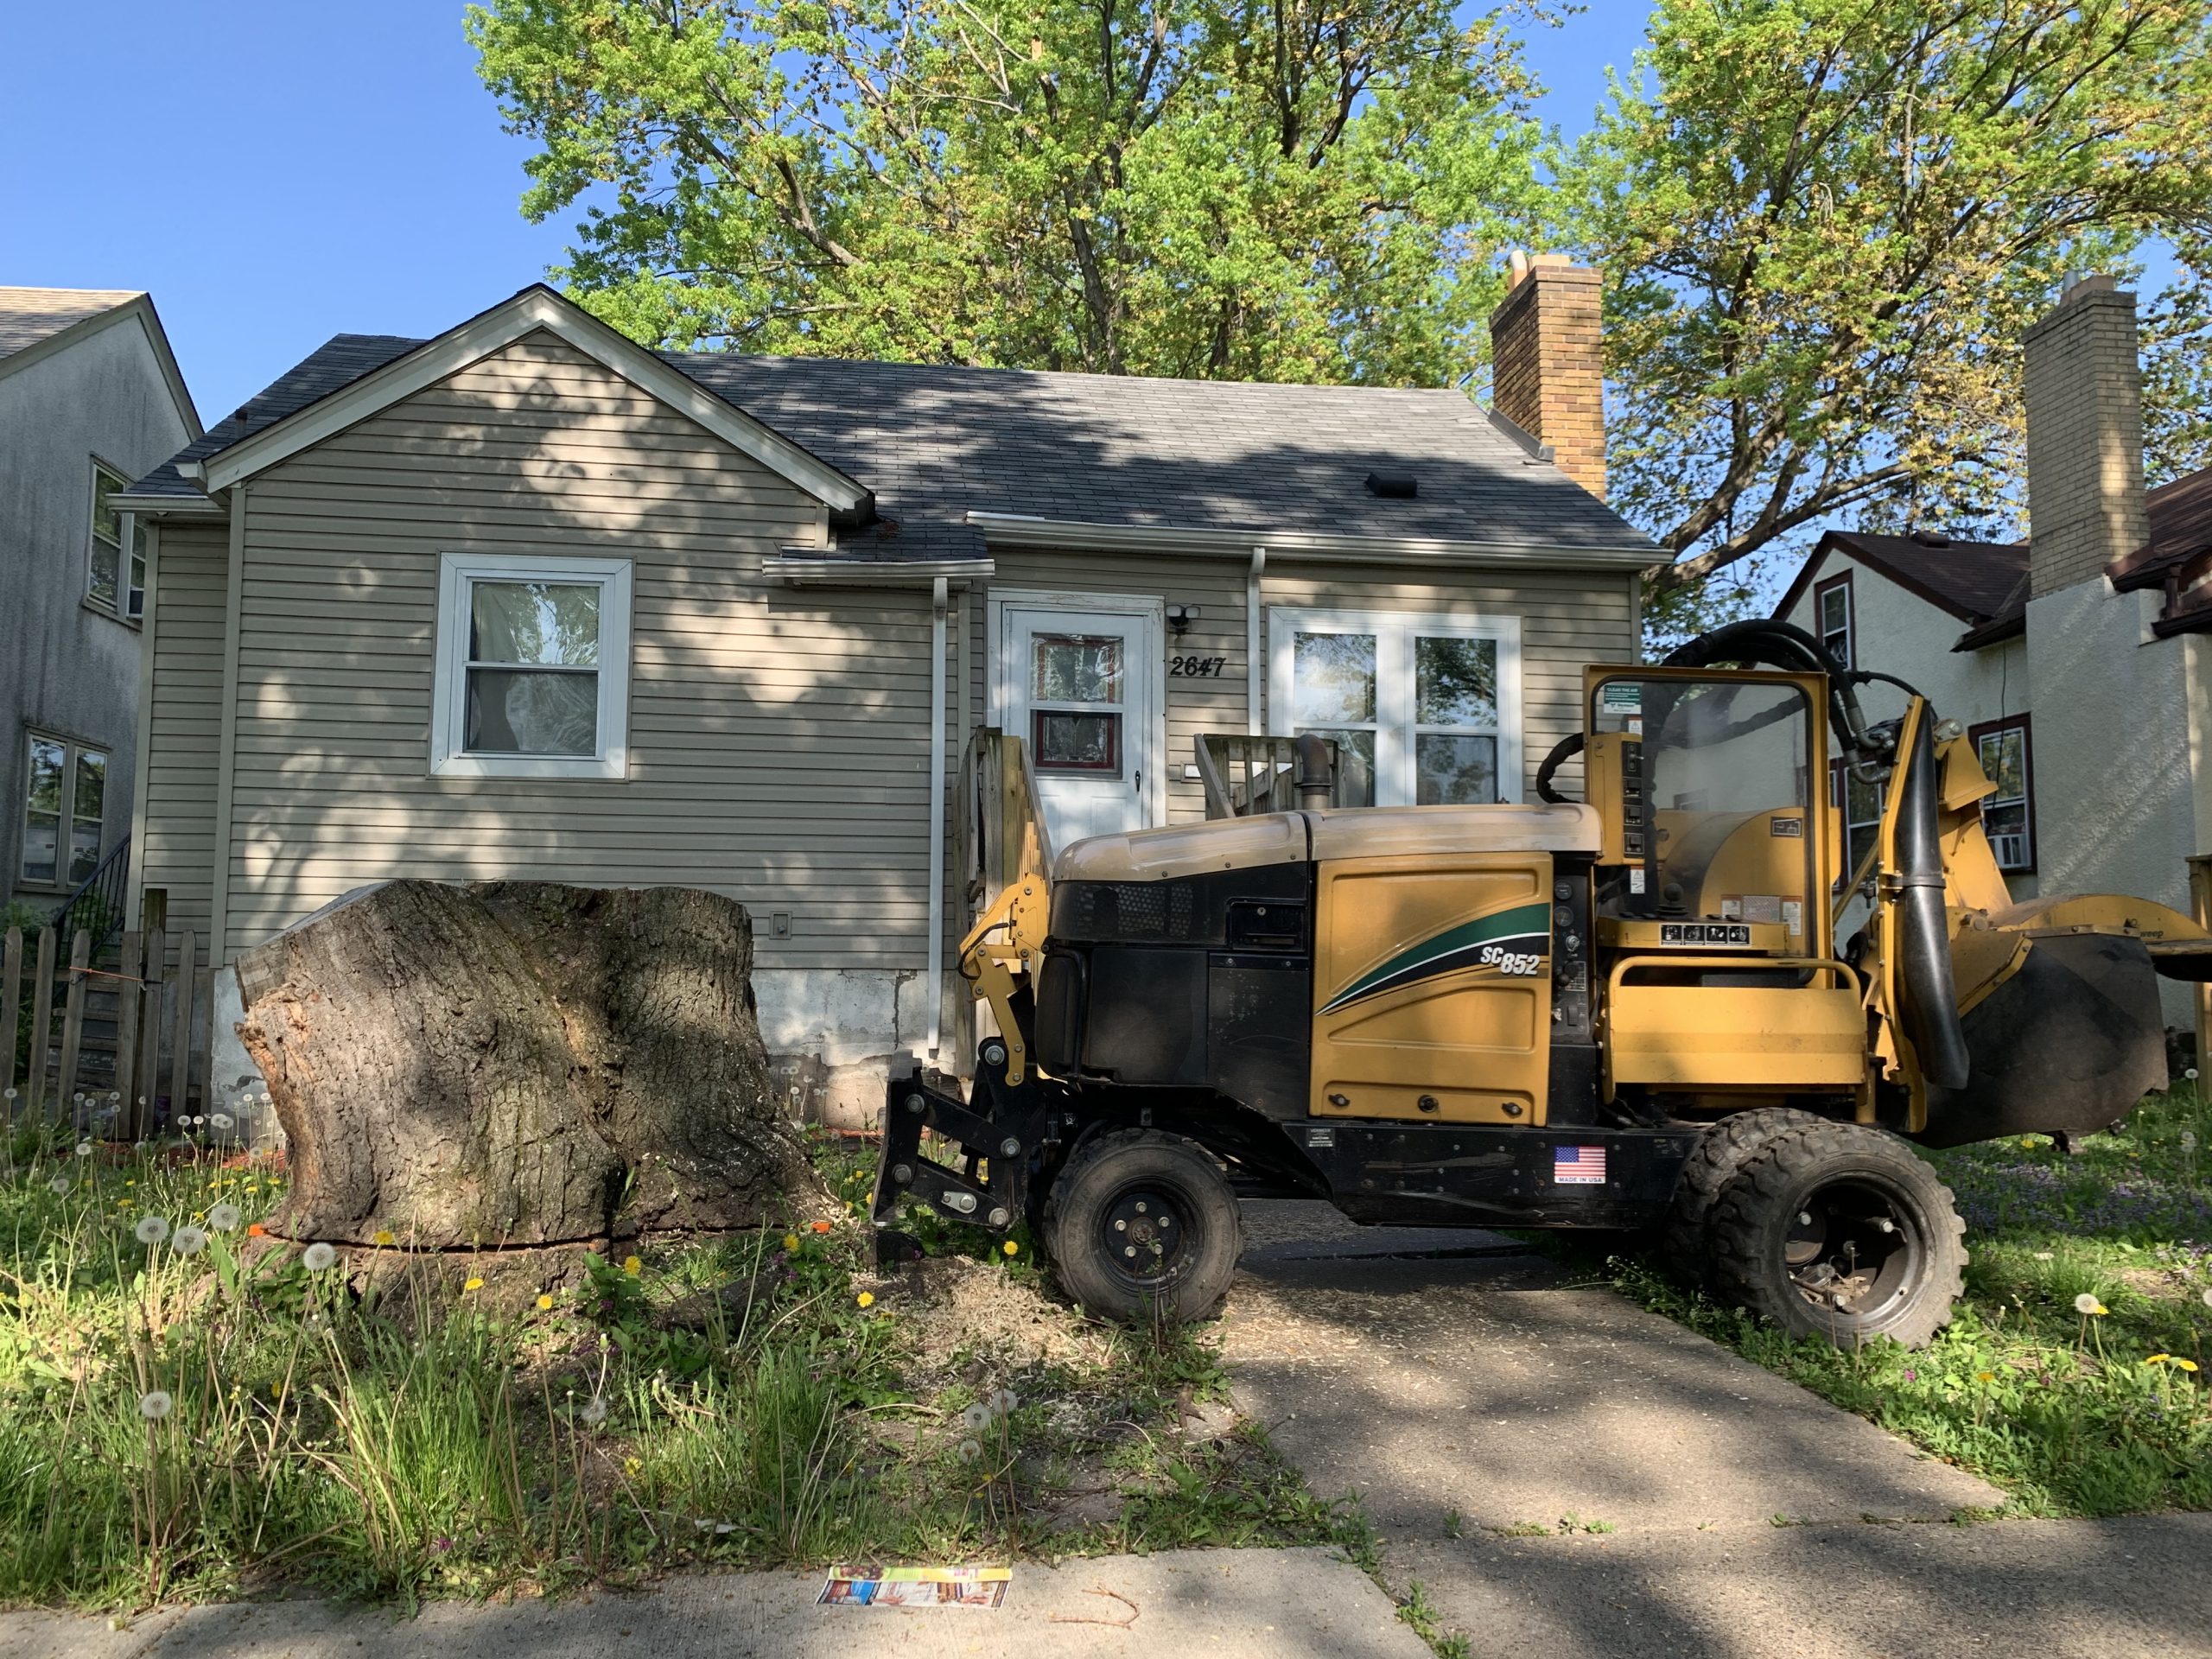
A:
1269 608 1522 806
430 553 633 779
1971 717 2034 873
87 460 146 620
1814 572 1853 668
1829 758 1882 890
21 733 106 887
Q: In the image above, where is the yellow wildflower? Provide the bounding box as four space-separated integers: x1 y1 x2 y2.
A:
536 1294 554 1311
2177 1359 2201 1374
2148 1354 2171 1365
372 1229 396 1248
856 1291 875 1309
1002 1240 1020 1256
622 1255 642 1275
783 1234 800 1252
464 1276 485 1292
623 1457 643 1478
1976 1371 1996 1383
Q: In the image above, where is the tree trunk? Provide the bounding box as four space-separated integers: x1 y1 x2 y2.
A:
234 881 817 1247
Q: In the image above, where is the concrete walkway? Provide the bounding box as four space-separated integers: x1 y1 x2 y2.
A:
0 1549 1427 1659
1227 1201 2212 1659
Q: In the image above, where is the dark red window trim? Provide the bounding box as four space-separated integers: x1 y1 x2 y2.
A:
1965 713 2036 876
1813 569 1855 670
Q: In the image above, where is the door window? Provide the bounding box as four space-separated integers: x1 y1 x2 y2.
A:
1030 635 1124 774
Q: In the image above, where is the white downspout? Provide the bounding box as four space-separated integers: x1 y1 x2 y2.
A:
1246 547 1267 734
925 576 950 1060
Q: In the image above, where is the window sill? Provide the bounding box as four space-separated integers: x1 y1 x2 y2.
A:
80 597 143 630
429 751 629 781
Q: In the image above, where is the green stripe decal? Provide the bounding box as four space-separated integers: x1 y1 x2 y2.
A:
1319 900 1553 1015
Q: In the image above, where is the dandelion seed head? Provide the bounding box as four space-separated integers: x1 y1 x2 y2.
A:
138 1390 174 1421
48 1175 71 1196
962 1402 994 1432
580 1395 609 1427
207 1203 241 1231
74 1141 92 1158
989 1388 1019 1414
957 1438 982 1463
2074 1292 2102 1315
135 1215 170 1245
173 1224 208 1255
301 1242 337 1272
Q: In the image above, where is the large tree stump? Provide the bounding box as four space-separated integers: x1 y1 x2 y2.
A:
234 881 819 1247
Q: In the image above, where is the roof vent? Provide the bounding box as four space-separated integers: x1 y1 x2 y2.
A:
1909 530 1953 548
1364 472 1418 499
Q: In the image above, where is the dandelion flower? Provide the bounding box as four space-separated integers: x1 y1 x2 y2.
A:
173 1224 209 1255
622 1255 642 1275
1974 1371 1995 1384
962 1402 995 1432
138 1390 174 1421
536 1294 554 1311
48 1175 71 1196
302 1242 338 1272
207 1203 241 1231
372 1230 396 1248
957 1438 982 1463
75 1141 92 1158
135 1216 170 1245
1002 1240 1020 1256
2176 1359 2201 1373
623 1457 643 1478
580 1396 608 1427
782 1233 800 1252
2147 1354 2171 1365
2073 1293 2107 1316
464 1276 485 1292
856 1291 874 1309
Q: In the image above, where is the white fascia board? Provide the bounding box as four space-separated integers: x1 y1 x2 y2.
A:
200 287 872 512
765 554 994 587
964 511 1662 572
109 492 226 518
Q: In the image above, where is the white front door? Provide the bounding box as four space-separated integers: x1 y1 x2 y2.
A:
995 596 1160 849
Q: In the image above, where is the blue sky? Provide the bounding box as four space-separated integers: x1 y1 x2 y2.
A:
0 0 1657 421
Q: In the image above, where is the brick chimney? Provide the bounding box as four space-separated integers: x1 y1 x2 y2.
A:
2024 275 2149 599
1489 251 1606 500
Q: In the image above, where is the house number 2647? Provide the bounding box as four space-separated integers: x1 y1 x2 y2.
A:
1169 655 1230 677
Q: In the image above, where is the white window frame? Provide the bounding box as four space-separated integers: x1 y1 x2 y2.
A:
86 458 145 623
20 729 109 890
1268 607 1523 805
430 552 633 779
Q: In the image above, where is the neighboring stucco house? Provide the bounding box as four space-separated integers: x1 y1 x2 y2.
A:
1 288 200 917
1777 275 2212 1027
117 268 1657 1116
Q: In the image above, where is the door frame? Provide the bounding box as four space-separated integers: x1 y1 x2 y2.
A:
987 588 1168 830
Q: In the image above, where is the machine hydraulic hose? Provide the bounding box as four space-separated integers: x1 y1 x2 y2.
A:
1662 618 1873 766
1893 711 1973 1090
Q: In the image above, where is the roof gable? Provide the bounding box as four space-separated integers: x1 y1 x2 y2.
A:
0 287 201 439
194 286 869 513
1778 530 2028 627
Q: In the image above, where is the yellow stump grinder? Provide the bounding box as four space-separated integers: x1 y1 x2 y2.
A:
873 620 2212 1347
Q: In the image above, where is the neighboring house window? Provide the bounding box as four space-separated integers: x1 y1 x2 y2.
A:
1971 717 2035 873
430 553 633 779
1829 759 1881 891
1268 608 1522 806
21 733 106 887
1815 571 1853 668
87 461 147 620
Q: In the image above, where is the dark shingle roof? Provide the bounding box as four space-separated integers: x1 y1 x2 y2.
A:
131 328 1657 559
1779 529 2030 650
2109 465 2212 593
0 286 142 360
122 334 419 499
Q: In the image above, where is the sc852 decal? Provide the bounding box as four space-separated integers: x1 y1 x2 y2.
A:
1478 944 1544 976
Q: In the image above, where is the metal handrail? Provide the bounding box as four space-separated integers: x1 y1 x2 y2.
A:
50 833 130 958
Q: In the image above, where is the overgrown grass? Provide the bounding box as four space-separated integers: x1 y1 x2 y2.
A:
0 1124 1336 1611
1596 1084 2212 1517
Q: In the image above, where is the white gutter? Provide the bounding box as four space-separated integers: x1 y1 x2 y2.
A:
110 493 226 518
766 555 993 586
925 575 950 1061
965 511 1662 572
1247 547 1267 735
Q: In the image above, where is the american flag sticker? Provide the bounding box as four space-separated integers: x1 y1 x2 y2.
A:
1554 1145 1608 1185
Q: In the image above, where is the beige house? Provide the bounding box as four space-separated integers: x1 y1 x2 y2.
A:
115 272 1657 1116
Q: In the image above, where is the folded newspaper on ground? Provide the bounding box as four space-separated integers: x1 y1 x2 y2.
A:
818 1565 1011 1609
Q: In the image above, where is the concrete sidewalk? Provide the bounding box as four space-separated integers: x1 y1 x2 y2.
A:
1226 1201 2212 1659
0 1548 1427 1659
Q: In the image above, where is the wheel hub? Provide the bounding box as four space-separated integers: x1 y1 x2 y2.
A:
1783 1178 1923 1321
1104 1187 1186 1283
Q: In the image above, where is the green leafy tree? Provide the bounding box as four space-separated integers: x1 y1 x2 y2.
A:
468 0 1546 385
2143 232 2212 486
1556 0 2212 603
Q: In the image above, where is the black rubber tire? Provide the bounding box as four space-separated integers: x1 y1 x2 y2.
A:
1709 1122 1967 1349
1662 1108 1825 1287
1041 1128 1243 1322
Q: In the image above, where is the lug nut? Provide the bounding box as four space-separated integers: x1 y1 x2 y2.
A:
1135 1201 1147 1213
1798 1211 1814 1226
1115 1219 1127 1231
1124 1246 1136 1258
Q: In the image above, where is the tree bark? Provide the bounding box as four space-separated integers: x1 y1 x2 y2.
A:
234 880 817 1247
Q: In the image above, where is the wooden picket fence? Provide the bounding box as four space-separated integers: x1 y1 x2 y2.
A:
2 892 215 1136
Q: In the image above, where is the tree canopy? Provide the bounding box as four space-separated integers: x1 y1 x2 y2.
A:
1558 0 2212 597
468 0 1546 385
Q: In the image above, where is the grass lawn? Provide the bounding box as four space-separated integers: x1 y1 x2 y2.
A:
1599 1084 2212 1517
0 1126 1345 1611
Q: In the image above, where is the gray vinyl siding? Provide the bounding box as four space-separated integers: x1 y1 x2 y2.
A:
217 329 940 969
137 519 230 944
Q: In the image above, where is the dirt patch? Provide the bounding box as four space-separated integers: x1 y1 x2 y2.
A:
865 1255 1113 1385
